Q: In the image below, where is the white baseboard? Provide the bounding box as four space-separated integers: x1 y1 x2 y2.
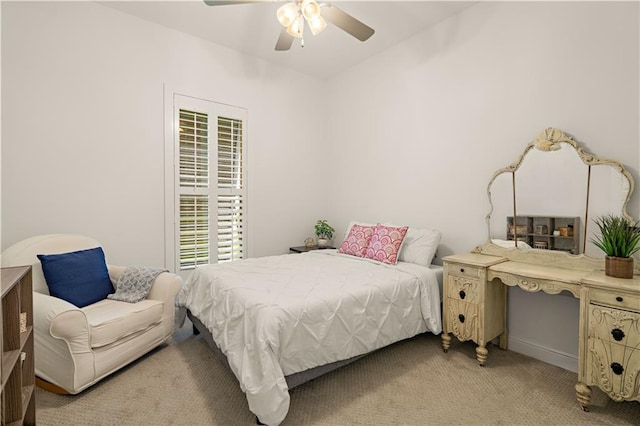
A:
507 336 578 373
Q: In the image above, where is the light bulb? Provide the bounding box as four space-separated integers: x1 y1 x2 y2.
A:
301 0 321 20
287 15 304 38
307 15 326 35
277 2 298 28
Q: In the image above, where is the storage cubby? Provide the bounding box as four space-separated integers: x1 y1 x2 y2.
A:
507 216 581 254
1 266 35 425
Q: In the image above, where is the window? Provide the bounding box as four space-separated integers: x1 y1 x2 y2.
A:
165 94 247 272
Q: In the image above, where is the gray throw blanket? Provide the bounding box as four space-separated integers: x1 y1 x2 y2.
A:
108 266 168 303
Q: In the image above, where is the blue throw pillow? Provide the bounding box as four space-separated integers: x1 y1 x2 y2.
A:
37 247 114 308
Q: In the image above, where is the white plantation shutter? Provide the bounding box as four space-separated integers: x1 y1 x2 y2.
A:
179 109 209 188
217 117 243 189
179 194 210 268
172 96 247 271
217 194 243 261
217 117 244 262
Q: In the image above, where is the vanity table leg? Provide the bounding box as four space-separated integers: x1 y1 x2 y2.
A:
499 286 508 349
498 332 508 350
476 345 488 366
441 333 451 353
575 382 592 412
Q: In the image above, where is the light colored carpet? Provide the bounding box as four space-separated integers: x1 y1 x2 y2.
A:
36 320 640 426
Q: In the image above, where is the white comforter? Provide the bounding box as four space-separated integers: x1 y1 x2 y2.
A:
176 250 441 425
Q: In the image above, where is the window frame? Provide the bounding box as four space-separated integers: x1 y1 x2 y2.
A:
164 90 248 275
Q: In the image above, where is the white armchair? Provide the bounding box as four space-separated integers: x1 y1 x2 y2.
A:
1 234 182 394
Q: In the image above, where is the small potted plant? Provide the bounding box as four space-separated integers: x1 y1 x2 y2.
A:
314 219 335 248
591 214 640 279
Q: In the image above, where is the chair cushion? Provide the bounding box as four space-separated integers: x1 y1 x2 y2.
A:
37 247 114 308
82 299 164 348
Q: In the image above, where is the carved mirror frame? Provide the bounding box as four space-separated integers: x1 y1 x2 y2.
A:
479 128 635 270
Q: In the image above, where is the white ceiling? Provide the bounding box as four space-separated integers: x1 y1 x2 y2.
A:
102 1 477 79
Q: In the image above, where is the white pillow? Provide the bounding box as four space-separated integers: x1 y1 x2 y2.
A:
491 238 532 249
397 227 442 267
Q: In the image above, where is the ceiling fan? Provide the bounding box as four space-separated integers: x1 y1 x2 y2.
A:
203 0 375 51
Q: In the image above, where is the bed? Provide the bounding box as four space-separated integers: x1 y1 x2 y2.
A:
176 224 443 425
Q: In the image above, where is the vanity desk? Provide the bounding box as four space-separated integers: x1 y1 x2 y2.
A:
442 128 640 411
441 248 640 410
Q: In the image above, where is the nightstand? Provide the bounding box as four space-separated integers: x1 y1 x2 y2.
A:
289 245 335 253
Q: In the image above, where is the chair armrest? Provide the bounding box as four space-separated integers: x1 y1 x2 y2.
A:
33 292 91 353
33 293 94 393
148 272 182 338
107 265 182 338
147 272 182 303
107 264 126 288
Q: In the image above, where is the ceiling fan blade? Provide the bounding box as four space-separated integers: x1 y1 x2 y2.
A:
322 4 375 42
275 28 295 51
203 0 272 6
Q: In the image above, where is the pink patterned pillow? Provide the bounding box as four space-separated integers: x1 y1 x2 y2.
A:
365 224 409 265
338 224 375 257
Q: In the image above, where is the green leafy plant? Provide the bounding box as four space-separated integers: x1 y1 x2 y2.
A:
314 219 335 240
591 215 640 258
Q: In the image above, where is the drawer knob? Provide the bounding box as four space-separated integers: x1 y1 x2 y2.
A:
616 296 624 302
459 290 466 300
460 268 465 273
458 314 465 323
611 328 625 341
610 362 624 376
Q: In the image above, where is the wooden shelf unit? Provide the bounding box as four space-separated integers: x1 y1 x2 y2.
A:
507 215 581 254
1 266 35 426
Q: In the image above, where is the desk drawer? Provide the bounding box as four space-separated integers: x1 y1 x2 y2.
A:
590 289 640 313
447 275 480 303
445 299 478 342
447 263 481 280
587 304 640 348
586 338 640 401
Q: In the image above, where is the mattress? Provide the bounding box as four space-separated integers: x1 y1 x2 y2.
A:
176 250 442 425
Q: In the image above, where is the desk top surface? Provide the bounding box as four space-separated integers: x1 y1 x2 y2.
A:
489 261 590 284
445 252 640 295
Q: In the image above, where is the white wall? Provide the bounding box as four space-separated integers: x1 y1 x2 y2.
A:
1 2 328 265
325 1 639 371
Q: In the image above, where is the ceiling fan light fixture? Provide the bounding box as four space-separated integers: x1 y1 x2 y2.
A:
307 15 327 35
204 0 375 51
277 2 298 28
286 15 304 38
301 0 321 20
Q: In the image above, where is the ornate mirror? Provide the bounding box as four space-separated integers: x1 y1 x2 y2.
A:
485 128 634 259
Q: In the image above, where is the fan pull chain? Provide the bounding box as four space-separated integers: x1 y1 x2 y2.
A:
301 38 304 48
